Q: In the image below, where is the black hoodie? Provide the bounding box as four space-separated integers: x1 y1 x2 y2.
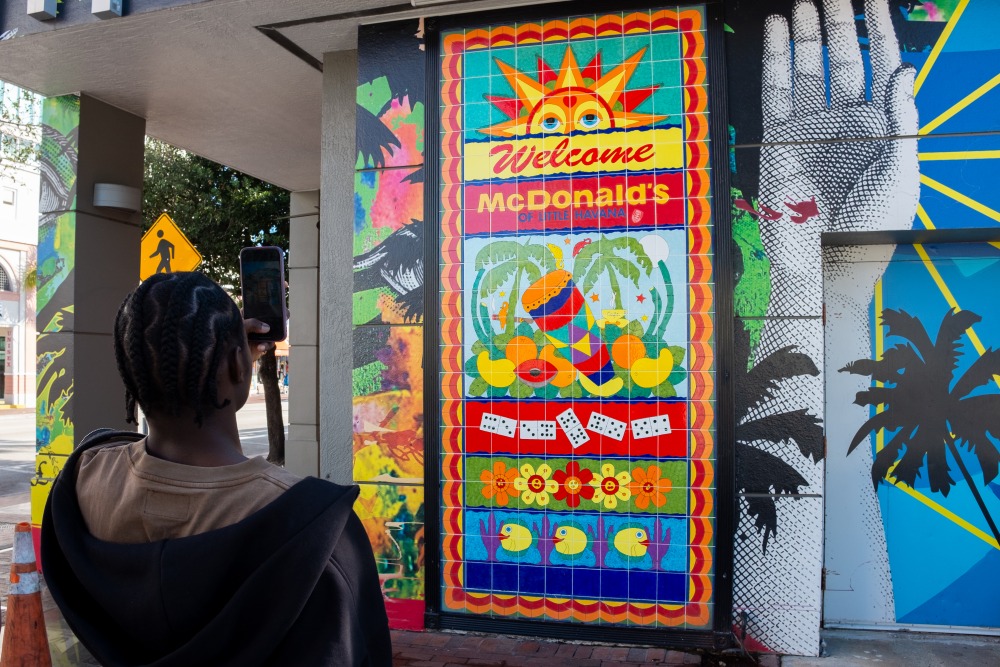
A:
42 430 392 667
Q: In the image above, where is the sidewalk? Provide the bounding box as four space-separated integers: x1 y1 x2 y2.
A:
4 565 1000 666
388 630 742 666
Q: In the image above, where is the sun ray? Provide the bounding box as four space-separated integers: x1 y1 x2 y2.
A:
915 206 998 361
914 0 971 96
919 150 1000 161
886 465 1000 550
481 45 665 137
554 47 584 90
916 202 1000 252
595 48 648 109
920 72 1000 135
920 175 1000 224
495 59 547 109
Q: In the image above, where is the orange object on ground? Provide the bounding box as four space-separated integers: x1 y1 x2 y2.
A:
0 522 51 666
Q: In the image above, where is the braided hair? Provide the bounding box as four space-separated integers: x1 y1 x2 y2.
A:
114 272 246 425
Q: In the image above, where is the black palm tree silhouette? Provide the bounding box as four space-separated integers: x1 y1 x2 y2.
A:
841 308 1000 546
735 323 824 554
353 220 424 323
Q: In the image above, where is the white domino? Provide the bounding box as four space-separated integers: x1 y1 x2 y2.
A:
520 420 556 440
649 415 671 435
480 412 517 438
556 409 590 449
587 412 626 441
631 414 671 440
556 408 583 432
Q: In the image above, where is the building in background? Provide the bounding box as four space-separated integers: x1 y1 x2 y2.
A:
0 82 37 408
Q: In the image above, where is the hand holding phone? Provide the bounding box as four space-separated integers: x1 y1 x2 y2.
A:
239 246 288 342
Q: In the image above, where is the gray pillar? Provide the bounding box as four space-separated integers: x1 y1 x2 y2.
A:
286 189 320 476
319 50 357 484
33 94 144 525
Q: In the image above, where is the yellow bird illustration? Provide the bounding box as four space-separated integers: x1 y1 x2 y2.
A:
498 521 533 553
552 524 588 556
613 527 650 558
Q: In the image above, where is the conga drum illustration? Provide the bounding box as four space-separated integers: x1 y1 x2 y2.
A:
521 270 615 387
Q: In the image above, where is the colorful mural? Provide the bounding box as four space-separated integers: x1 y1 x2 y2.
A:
351 0 1000 650
438 8 715 628
726 0 1000 654
354 19 426 328
353 19 427 630
32 95 80 529
827 245 1000 629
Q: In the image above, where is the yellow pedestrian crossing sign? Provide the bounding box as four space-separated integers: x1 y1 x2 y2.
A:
140 213 203 280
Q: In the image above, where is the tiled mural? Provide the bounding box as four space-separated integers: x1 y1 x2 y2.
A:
437 7 716 627
354 19 426 630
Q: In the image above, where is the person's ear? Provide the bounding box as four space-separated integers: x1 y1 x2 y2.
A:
228 343 249 384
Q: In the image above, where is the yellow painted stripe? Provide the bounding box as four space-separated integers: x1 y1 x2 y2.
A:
916 203 935 231
914 0 970 95
886 472 1000 550
916 202 946 245
920 72 1000 135
875 278 884 453
915 206 998 357
919 150 1000 162
920 175 1000 224
914 242 961 310
918 202 1000 252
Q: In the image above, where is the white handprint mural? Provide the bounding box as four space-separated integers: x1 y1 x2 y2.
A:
730 0 919 654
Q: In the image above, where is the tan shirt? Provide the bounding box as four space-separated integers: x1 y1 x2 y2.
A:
75 439 303 544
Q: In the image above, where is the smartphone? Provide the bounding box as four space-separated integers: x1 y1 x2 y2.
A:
239 246 288 342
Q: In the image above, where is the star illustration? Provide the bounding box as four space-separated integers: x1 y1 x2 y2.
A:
636 294 646 304
499 291 506 297
590 293 600 302
641 315 649 321
564 238 571 244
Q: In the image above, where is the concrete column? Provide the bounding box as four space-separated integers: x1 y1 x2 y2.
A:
286 189 320 477
32 94 145 528
319 50 357 485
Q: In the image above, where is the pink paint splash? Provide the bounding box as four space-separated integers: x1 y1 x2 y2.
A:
371 168 423 230
378 97 423 169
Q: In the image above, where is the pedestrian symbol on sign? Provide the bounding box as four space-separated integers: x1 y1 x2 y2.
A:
151 230 175 273
140 213 202 280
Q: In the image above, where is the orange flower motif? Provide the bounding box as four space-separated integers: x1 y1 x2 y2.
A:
481 460 519 506
628 465 672 510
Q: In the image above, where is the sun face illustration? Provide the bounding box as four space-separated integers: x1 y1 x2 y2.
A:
482 46 665 137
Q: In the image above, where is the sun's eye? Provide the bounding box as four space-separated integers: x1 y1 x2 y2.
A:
579 113 600 129
540 116 561 132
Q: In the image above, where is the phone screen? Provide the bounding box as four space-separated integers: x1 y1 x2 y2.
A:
240 247 287 341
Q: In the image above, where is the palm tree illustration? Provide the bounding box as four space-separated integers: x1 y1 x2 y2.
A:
735 322 824 554
352 219 424 323
572 235 653 310
475 239 555 334
841 308 1000 546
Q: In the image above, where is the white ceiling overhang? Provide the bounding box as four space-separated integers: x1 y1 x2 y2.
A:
0 0 420 191
0 0 568 190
